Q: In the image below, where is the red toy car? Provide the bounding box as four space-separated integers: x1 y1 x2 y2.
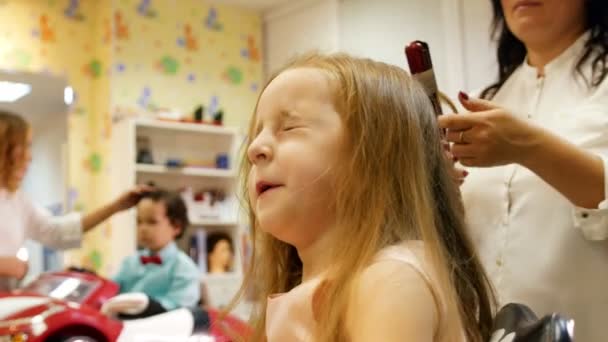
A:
0 269 251 342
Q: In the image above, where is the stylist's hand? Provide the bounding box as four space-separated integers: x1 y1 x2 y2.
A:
438 92 541 167
442 141 468 185
112 185 154 212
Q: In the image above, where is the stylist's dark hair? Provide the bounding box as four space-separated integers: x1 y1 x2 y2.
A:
482 0 608 99
141 189 189 239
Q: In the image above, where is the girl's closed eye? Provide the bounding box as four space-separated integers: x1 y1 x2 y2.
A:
280 119 307 132
278 110 307 132
282 124 302 132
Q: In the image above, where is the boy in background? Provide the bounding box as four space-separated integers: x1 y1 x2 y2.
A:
102 189 200 318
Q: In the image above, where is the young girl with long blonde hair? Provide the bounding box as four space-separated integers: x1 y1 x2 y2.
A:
235 53 495 341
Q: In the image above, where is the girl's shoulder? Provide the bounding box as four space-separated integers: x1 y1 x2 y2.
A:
266 275 322 341
359 241 436 302
373 240 426 265
371 240 437 285
346 241 441 341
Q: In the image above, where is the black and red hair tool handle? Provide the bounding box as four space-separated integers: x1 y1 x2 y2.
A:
405 40 443 116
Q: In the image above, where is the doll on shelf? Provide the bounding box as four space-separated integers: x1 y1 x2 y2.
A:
206 231 234 274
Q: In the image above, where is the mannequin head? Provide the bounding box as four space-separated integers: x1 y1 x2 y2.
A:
206 231 234 274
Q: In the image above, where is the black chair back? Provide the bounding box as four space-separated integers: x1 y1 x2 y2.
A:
489 303 574 342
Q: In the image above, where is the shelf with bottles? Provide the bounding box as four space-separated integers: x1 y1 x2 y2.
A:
135 163 236 179
134 121 238 182
114 104 232 135
134 117 237 136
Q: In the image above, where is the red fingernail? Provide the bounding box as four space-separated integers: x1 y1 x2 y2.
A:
453 156 459 162
458 91 469 101
462 170 469 177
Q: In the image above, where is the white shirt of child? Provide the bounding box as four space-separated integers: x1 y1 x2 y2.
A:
0 189 82 256
461 32 608 342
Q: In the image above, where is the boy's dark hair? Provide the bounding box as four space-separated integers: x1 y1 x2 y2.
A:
141 189 189 239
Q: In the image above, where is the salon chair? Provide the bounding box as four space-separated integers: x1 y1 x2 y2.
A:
489 303 574 342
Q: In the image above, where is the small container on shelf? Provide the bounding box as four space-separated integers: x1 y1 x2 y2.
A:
182 187 237 223
165 158 185 168
193 105 205 123
188 230 207 273
215 153 229 170
156 108 184 121
212 109 224 126
136 136 154 164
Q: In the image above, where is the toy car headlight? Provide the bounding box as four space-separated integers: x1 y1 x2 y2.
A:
0 333 28 342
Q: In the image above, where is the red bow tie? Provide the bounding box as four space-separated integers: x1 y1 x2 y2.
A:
140 255 162 265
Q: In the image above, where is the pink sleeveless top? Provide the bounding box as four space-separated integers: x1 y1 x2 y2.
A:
265 241 459 341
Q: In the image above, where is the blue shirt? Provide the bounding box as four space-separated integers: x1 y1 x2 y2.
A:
113 242 200 310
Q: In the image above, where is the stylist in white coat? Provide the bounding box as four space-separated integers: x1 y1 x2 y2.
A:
439 1 608 341
0 111 148 285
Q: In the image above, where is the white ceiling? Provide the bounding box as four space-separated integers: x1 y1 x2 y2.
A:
210 0 291 11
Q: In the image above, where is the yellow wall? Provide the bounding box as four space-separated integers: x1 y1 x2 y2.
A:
112 0 263 128
0 0 262 275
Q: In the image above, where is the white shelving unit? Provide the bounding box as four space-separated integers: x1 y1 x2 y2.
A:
133 117 238 135
135 163 236 178
110 117 250 319
191 219 239 227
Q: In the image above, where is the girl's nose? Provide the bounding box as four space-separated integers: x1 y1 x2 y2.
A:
247 131 273 165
